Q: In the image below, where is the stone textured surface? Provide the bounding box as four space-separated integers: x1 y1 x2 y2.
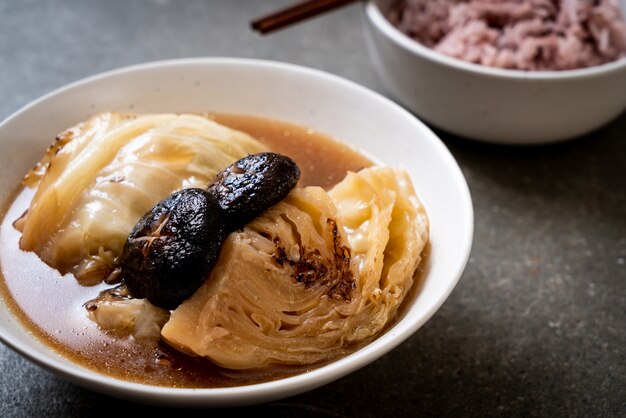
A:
0 0 624 416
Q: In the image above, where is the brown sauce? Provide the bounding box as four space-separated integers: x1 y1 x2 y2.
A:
207 113 372 189
0 114 416 388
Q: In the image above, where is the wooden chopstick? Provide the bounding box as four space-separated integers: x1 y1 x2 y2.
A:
251 0 361 35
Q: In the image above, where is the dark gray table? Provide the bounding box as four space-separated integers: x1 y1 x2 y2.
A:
1 1 624 416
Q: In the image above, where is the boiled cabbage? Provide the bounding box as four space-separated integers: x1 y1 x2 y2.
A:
16 112 267 284
161 166 429 369
86 290 170 341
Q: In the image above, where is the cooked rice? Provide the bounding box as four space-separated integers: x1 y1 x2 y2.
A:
388 0 626 70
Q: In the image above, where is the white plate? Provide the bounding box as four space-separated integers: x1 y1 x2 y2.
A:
0 58 473 407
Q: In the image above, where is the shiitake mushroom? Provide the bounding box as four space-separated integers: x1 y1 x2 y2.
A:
120 152 300 309
120 188 226 310
207 152 300 230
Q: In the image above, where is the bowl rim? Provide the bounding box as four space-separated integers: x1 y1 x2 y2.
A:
0 57 474 407
364 0 626 80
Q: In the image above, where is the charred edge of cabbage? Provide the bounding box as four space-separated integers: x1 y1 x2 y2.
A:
84 284 133 312
270 218 355 301
22 125 81 187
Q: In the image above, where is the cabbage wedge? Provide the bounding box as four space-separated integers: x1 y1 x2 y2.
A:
16 112 267 284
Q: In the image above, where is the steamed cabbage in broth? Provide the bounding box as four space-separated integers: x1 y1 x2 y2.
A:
16 112 267 284
163 167 427 369
13 112 429 372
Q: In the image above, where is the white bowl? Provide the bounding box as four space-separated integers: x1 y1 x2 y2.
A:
363 0 626 145
0 58 473 407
